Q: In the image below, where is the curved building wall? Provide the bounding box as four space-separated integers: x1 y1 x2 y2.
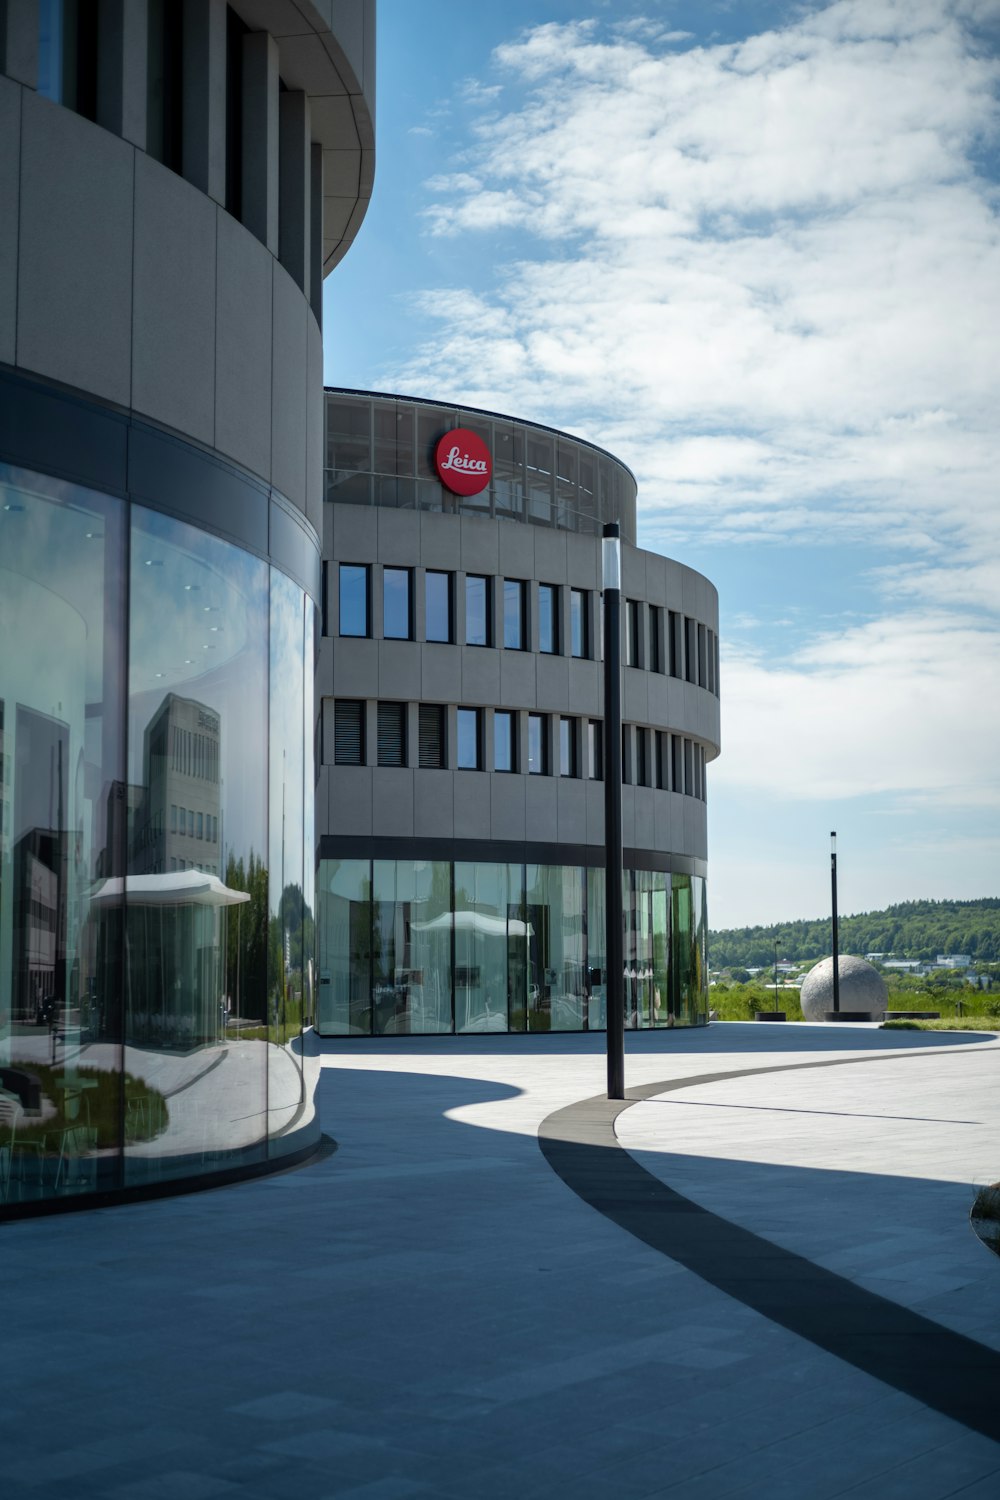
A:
0 2 376 1215
318 391 720 1035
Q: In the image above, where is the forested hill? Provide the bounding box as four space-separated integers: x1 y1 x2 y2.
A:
709 899 1000 968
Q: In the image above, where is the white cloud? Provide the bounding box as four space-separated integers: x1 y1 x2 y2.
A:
714 609 1000 805
394 0 999 572
385 2 1000 909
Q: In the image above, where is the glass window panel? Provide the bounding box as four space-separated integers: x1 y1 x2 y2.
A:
570 590 587 658
372 860 452 1035
494 711 514 772
526 866 587 1032
457 708 481 770
465 575 490 647
383 567 411 640
339 564 368 637
503 579 525 650
373 401 415 478
268 572 308 1156
493 424 524 521
326 396 370 473
125 506 270 1185
425 571 452 643
648 606 661 673
555 441 579 530
456 416 493 518
317 858 372 1034
538 584 558 654
685 617 697 683
416 408 454 481
454 862 510 1033
671 873 704 1025
636 727 648 787
626 600 640 667
326 470 372 507
0 466 126 1205
587 866 606 1030
560 717 576 777
588 720 603 780
527 714 546 775
526 434 554 524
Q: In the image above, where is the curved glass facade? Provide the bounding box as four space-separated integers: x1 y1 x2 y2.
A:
326 391 639 542
317 857 708 1035
0 465 319 1213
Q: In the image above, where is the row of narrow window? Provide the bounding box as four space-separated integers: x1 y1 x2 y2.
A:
171 726 219 784
326 700 708 800
31 3 314 295
36 3 247 215
329 563 719 694
169 805 219 843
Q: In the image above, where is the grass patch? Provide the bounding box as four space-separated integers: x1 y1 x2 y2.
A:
14 1065 168 1148
881 1017 999 1033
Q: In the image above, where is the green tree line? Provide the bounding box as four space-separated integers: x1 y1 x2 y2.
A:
709 898 1000 969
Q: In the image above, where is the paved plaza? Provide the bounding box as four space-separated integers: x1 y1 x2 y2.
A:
1 1023 998 1498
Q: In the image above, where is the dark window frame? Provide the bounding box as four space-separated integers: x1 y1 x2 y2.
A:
382 566 413 641
338 563 370 638
457 707 483 770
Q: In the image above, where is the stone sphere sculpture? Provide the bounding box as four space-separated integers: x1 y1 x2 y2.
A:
800 955 888 1022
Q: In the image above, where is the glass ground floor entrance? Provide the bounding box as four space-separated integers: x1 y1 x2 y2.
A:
317 857 708 1036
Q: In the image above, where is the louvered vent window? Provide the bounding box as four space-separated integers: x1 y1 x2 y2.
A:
377 702 406 767
334 701 365 765
418 704 445 769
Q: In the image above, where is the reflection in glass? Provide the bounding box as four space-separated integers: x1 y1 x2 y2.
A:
494 711 515 772
526 865 586 1031
503 579 524 650
538 584 558 654
126 507 270 1184
383 568 411 640
588 720 603 781
268 570 307 1153
317 859 372 1034
570 590 587 658
457 709 481 770
339 564 368 637
0 466 125 1205
527 715 546 775
425 571 452 643
465 575 489 646
372 861 452 1034
560 718 576 778
316 857 703 1039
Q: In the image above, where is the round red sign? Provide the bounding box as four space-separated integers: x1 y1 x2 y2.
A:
434 428 492 497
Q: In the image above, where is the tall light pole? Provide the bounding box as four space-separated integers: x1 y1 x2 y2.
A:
603 522 625 1100
830 831 840 1014
774 937 780 1013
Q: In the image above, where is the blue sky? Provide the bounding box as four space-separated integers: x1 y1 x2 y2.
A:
324 0 1000 929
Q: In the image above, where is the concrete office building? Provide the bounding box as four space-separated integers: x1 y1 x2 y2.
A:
0 0 374 1213
317 392 721 1036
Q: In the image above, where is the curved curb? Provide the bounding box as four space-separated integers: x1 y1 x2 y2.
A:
538 1047 1000 1446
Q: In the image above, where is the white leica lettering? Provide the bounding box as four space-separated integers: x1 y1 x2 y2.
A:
439 444 488 475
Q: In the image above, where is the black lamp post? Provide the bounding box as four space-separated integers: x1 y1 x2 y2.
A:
603 522 625 1100
830 831 840 1014
773 937 780 1013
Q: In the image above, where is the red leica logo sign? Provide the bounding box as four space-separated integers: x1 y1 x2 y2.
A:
434 428 492 497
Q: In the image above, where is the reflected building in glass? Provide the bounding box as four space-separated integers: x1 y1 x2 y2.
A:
0 2 375 1214
317 393 720 1036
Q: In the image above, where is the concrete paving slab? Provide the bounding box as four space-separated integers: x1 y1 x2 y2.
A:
0 1023 996 1498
